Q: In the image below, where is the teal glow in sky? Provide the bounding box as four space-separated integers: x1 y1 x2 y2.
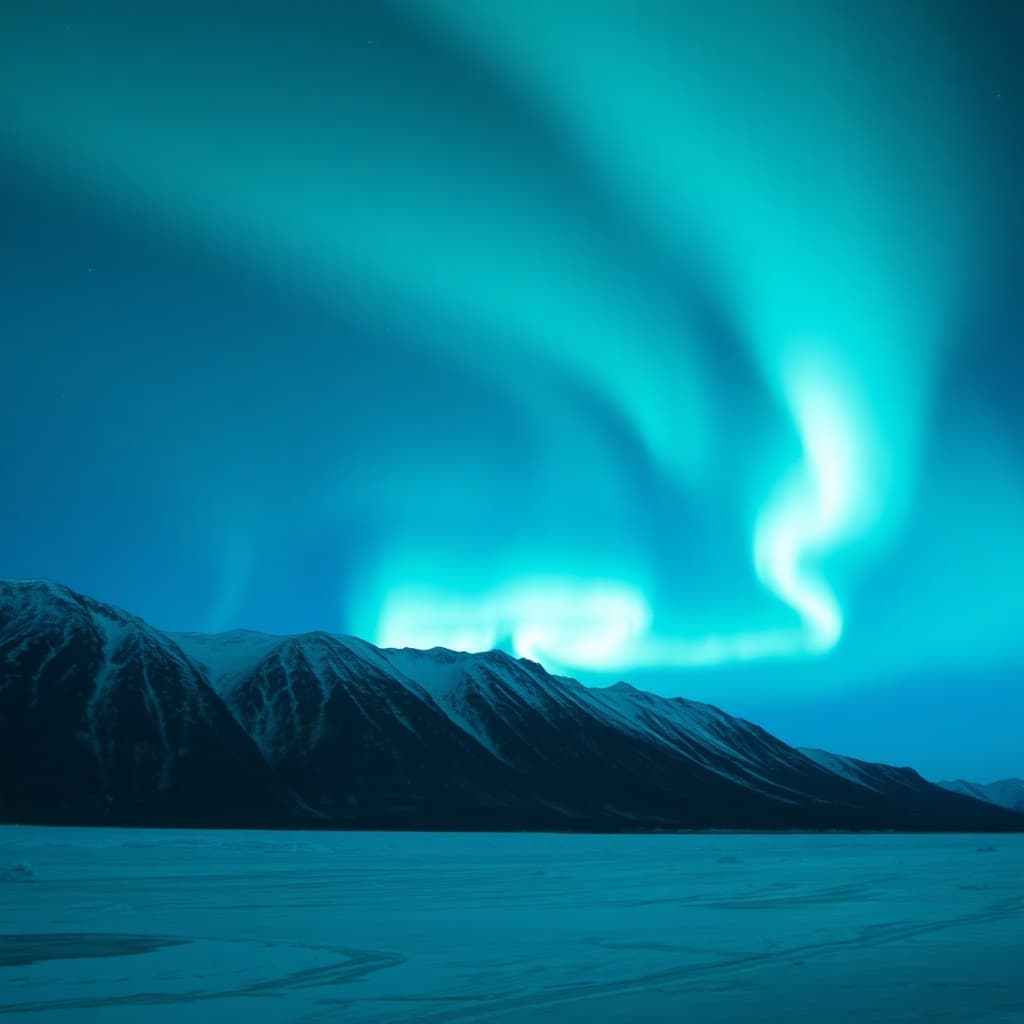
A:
1 1 1022 778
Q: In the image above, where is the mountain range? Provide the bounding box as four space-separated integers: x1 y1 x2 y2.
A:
1 580 1020 832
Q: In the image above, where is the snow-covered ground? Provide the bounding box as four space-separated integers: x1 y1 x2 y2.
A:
1 828 1022 1023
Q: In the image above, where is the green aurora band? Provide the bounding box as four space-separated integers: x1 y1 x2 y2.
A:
1 1 1017 678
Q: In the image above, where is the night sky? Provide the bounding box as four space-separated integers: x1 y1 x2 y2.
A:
2 1 1022 780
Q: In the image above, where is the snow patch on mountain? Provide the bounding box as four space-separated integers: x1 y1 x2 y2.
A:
381 648 513 759
84 610 130 765
800 747 883 788
936 778 1024 812
172 629 290 697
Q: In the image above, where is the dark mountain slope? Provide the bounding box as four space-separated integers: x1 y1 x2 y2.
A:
0 581 301 827
177 631 567 828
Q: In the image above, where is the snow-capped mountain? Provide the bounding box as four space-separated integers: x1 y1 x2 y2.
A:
173 631 558 828
935 778 1024 813
0 581 300 827
2 581 1021 831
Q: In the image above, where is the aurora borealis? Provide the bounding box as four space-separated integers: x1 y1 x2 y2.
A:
1 1 1022 778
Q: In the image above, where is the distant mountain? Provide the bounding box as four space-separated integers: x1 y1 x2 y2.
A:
936 778 1024 813
2 580 1021 832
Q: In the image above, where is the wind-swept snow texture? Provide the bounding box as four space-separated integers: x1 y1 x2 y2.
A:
1 827 1023 1024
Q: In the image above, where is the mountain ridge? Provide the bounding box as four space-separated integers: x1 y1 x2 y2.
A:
2 580 1021 832
936 777 1024 813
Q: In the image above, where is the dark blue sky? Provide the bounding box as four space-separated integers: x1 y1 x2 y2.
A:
2 1 1022 780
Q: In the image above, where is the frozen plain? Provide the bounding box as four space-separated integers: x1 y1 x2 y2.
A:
1 827 1022 1024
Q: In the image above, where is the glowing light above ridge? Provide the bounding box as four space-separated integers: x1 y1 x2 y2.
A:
4 1 1015 694
753 349 879 653
374 352 884 673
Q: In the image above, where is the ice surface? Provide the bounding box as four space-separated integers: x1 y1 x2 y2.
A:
1 827 1023 1023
